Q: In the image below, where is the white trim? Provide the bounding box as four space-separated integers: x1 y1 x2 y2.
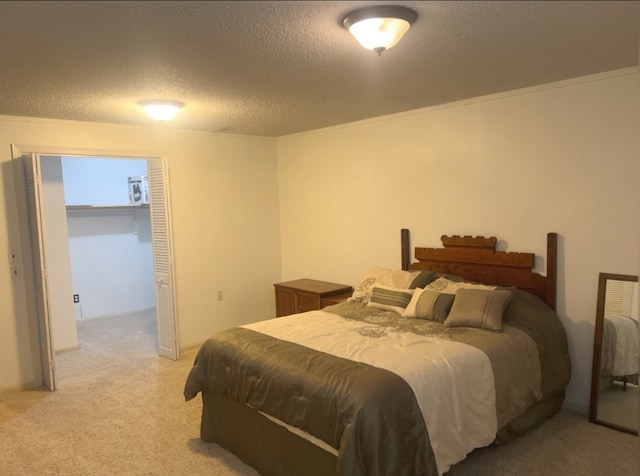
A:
0 380 43 395
11 143 165 162
563 399 589 414
76 307 156 321
0 114 264 138
279 66 640 140
179 342 205 353
55 346 81 354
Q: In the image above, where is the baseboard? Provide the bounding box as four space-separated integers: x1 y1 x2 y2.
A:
562 399 588 414
55 345 81 354
0 380 44 398
77 307 156 321
180 341 205 353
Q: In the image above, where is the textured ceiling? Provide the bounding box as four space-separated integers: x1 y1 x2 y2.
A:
0 1 638 137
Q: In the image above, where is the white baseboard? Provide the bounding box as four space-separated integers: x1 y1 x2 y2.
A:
55 345 81 354
0 380 44 398
180 341 206 353
563 399 588 414
77 307 156 321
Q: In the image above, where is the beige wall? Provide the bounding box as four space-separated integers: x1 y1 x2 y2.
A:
1 68 637 412
0 119 281 391
276 68 640 411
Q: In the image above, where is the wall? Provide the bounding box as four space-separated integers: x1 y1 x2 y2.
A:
66 208 155 319
62 156 148 206
1 68 637 409
63 157 155 319
276 68 640 411
0 119 281 392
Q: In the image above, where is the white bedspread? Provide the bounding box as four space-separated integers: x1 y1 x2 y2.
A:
605 313 639 376
244 310 497 475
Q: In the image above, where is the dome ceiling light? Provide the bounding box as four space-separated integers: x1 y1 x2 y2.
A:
342 5 418 55
138 99 185 121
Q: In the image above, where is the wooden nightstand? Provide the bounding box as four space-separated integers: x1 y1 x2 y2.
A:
274 279 353 317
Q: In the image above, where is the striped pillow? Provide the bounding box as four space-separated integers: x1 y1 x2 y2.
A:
366 285 415 314
350 266 422 304
402 288 455 322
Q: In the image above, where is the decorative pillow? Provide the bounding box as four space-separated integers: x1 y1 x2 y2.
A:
350 266 422 303
402 288 455 322
408 270 437 289
366 285 415 314
444 289 512 331
425 276 496 294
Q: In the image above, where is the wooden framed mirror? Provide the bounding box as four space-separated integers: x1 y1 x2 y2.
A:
589 272 638 435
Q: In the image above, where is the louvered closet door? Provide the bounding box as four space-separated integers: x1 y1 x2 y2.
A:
605 280 637 317
22 152 57 389
148 158 179 360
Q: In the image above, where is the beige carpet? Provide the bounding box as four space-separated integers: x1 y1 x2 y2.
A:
1 312 638 475
597 382 638 432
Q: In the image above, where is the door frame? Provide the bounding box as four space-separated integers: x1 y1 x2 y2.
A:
11 144 180 390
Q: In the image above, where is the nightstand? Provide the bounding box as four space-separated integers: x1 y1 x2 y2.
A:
274 279 353 317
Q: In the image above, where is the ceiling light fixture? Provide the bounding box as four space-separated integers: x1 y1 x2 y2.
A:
138 99 185 121
342 5 418 55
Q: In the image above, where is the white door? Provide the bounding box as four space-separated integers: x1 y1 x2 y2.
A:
17 151 57 390
148 158 179 360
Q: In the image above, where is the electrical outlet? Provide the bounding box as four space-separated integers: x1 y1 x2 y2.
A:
217 290 223 301
8 248 17 264
73 294 80 303
10 264 19 280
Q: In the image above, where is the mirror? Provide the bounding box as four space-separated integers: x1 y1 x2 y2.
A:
589 273 638 435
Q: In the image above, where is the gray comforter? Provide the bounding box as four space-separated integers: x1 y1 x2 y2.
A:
184 287 571 476
185 325 437 475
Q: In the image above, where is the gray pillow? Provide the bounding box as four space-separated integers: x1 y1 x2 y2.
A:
408 270 437 289
402 288 455 322
444 289 512 331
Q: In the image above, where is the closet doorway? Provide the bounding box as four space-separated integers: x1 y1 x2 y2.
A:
12 146 179 391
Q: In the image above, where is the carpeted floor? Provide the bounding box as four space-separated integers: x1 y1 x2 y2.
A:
1 312 637 475
597 382 638 431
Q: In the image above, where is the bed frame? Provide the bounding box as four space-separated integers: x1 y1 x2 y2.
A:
401 229 558 310
200 229 561 476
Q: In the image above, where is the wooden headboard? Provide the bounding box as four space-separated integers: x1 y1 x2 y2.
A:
401 229 558 310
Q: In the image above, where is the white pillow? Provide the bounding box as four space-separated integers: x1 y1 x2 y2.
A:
366 285 415 314
425 276 496 295
350 266 421 304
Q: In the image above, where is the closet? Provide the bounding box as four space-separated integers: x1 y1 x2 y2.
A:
15 148 179 390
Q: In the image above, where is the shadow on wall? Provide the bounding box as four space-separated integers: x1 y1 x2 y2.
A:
1 158 41 388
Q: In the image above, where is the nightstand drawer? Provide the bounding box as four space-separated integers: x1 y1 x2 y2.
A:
320 292 352 308
274 279 352 317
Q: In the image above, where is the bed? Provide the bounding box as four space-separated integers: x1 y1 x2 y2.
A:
184 230 571 475
600 313 639 391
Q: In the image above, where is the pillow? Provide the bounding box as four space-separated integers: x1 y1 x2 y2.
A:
408 270 437 289
402 288 455 322
425 276 496 294
350 266 422 303
366 285 415 314
444 288 512 331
